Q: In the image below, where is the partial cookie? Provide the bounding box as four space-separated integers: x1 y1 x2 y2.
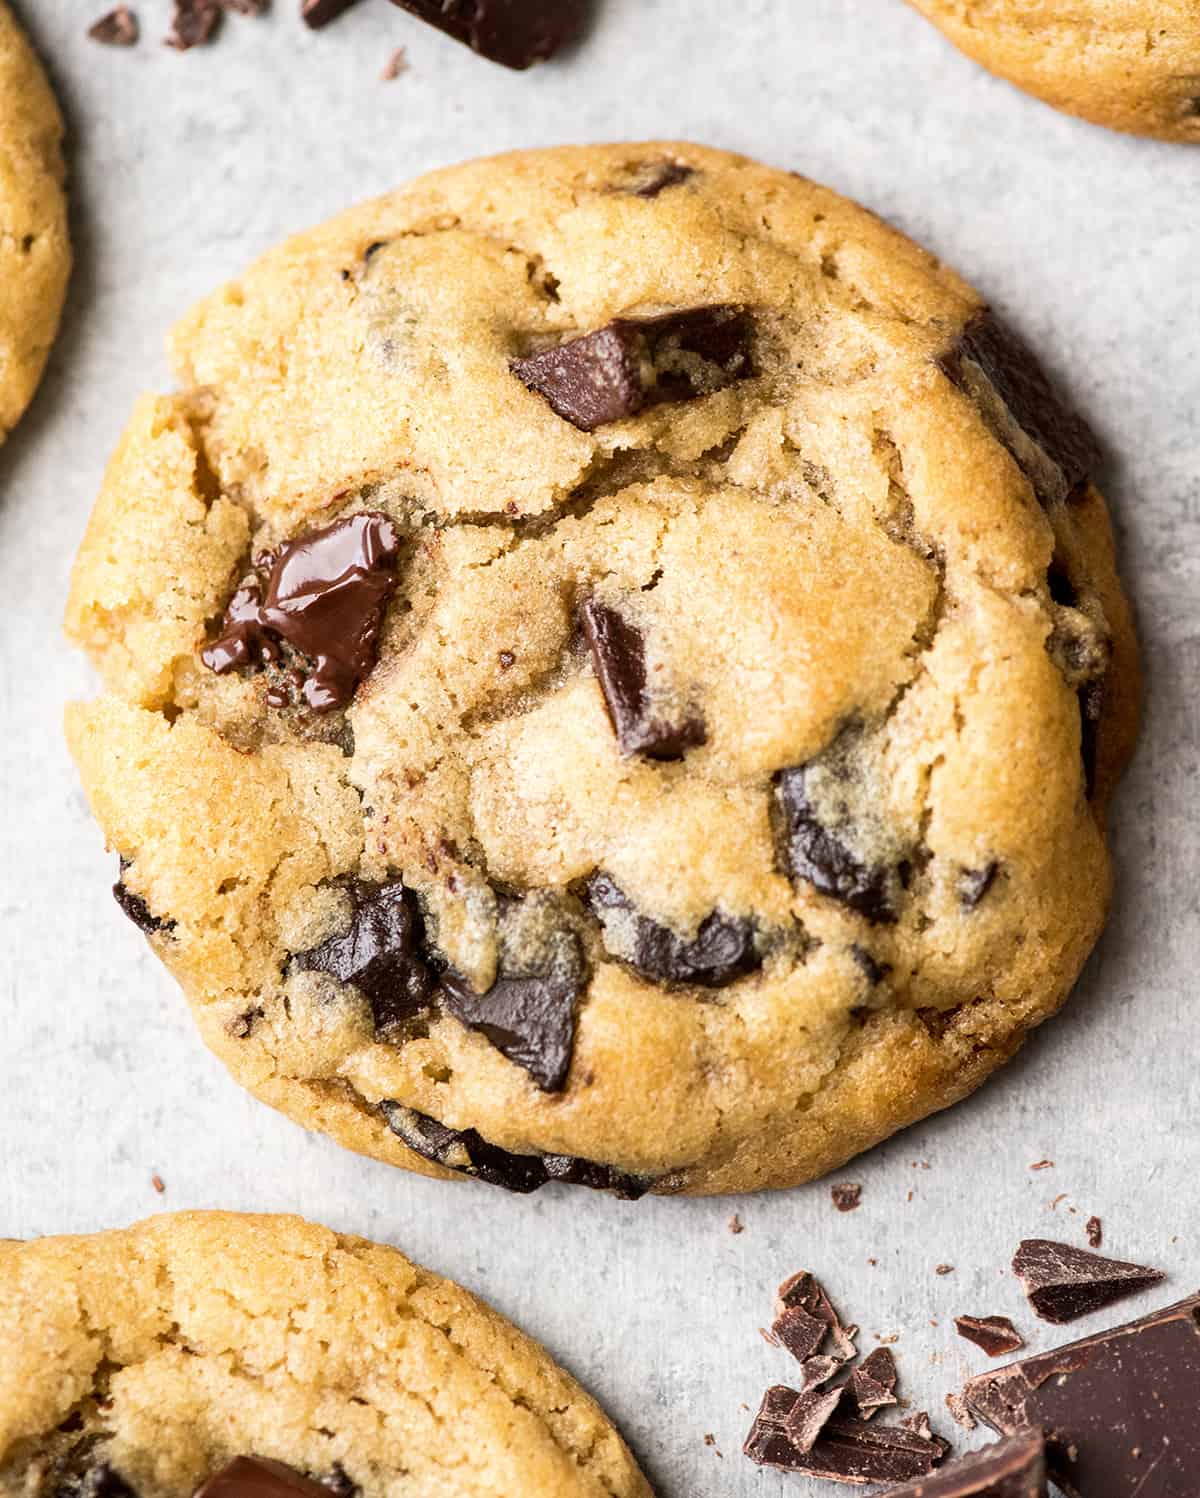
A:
65 143 1138 1198
908 1 1200 142
0 1211 651 1498
0 0 70 444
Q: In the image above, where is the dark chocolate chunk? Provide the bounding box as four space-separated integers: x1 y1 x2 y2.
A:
300 0 361 26
632 162 696 198
955 1315 1026 1358
584 872 758 988
900 1411 936 1441
831 1182 863 1213
783 1386 843 1454
440 942 583 1093
579 599 706 760
772 1304 828 1365
194 1459 333 1498
964 1294 1200 1498
959 862 999 910
202 512 401 713
774 765 896 923
801 1354 848 1390
1086 1216 1103 1249
880 1429 1045 1498
291 880 435 1033
512 305 753 431
847 1347 898 1418
88 6 139 43
112 862 174 936
744 1386 949 1485
380 1104 657 1198
1012 1238 1165 1324
776 1270 857 1361
166 0 220 47
938 312 1101 507
387 0 588 70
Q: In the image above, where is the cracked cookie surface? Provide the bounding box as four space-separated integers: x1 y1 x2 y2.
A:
0 0 69 445
64 143 1138 1197
907 0 1200 141
0 1212 651 1498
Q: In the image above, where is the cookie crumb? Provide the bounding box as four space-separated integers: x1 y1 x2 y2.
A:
728 1213 744 1234
1087 1215 1103 1249
1029 1159 1054 1171
150 1174 165 1194
381 46 408 80
89 5 139 44
831 1182 862 1212
935 1264 954 1275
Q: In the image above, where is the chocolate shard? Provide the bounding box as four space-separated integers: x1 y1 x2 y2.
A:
584 872 759 988
901 1412 936 1441
195 1459 334 1498
202 512 402 713
802 1354 848 1390
291 880 435 1033
300 0 361 26
938 311 1101 508
777 1270 858 1361
955 1315 1026 1358
774 765 897 923
847 1347 898 1419
744 1386 949 1485
380 1104 657 1198
88 6 139 44
512 305 753 431
772 1305 828 1365
963 1294 1200 1498
113 861 175 936
579 599 706 760
783 1386 844 1454
1012 1238 1165 1324
387 0 588 70
959 862 999 910
166 0 220 48
831 1182 863 1213
880 1429 1045 1498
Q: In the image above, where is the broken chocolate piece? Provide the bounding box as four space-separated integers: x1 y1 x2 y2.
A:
381 1104 658 1198
512 305 753 431
300 0 361 26
772 1305 829 1365
832 1183 863 1213
801 1354 847 1390
291 880 435 1033
1012 1238 1165 1324
955 1316 1025 1358
167 0 220 47
195 1460 333 1498
901 1412 936 1441
203 512 401 712
585 872 759 988
1086 1216 1103 1249
881 1429 1045 1498
580 599 706 760
113 861 174 936
959 862 999 910
387 0 588 70
938 312 1101 508
777 1270 857 1361
89 6 139 44
783 1386 844 1454
964 1294 1200 1498
847 1347 898 1418
744 1386 949 1484
774 764 897 923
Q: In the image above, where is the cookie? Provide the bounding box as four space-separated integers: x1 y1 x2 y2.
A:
908 0 1200 142
64 143 1138 1197
0 0 70 444
0 1212 650 1498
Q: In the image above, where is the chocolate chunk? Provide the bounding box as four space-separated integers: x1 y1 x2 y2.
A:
959 862 999 910
777 1270 857 1361
632 161 696 198
1012 1238 1165 1324
938 312 1101 508
512 305 753 431
802 1354 848 1390
89 6 139 43
772 1305 828 1365
381 1104 657 1198
783 1386 844 1453
1086 1216 1103 1249
580 600 706 760
963 1295 1200 1498
440 942 582 1093
831 1182 863 1213
847 1347 898 1418
774 765 897 923
955 1316 1026 1358
744 1387 949 1484
112 862 174 936
901 1412 936 1441
301 0 361 25
387 0 588 70
585 872 759 988
880 1429 1045 1498
195 1460 332 1498
291 880 435 1033
202 512 401 713
167 0 220 47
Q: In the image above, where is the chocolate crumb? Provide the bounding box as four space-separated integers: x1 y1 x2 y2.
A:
89 5 139 43
936 1264 955 1276
728 1213 744 1235
1086 1215 1103 1249
150 1174 165 1194
381 45 408 79
954 1315 1025 1358
832 1182 863 1213
1029 1159 1054 1171
166 0 221 48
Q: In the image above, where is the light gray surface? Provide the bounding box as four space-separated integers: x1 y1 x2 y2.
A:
1 1 1196 1492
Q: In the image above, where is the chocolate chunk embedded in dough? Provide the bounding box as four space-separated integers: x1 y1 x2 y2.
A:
580 599 706 760
774 764 898 923
195 1459 334 1498
387 0 588 70
585 872 759 988
1012 1238 1165 1324
440 952 582 1093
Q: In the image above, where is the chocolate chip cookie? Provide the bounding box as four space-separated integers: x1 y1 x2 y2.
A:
0 0 70 444
64 143 1138 1197
908 0 1200 141
0 1212 651 1498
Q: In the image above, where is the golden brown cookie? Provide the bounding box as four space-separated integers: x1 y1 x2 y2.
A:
907 0 1200 141
64 144 1138 1198
0 1212 651 1498
0 0 69 444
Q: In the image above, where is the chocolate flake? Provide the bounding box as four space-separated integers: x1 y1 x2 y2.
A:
783 1386 844 1454
955 1315 1026 1358
580 599 706 760
774 765 897 923
202 512 401 712
381 1104 658 1198
847 1347 898 1418
832 1182 863 1213
744 1386 949 1485
195 1459 334 1498
1086 1216 1103 1250
1012 1238 1165 1324
880 1429 1045 1498
512 305 753 431
89 5 139 43
166 0 221 47
585 872 759 988
387 0 588 70
963 1294 1200 1498
291 880 435 1034
300 0 361 27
